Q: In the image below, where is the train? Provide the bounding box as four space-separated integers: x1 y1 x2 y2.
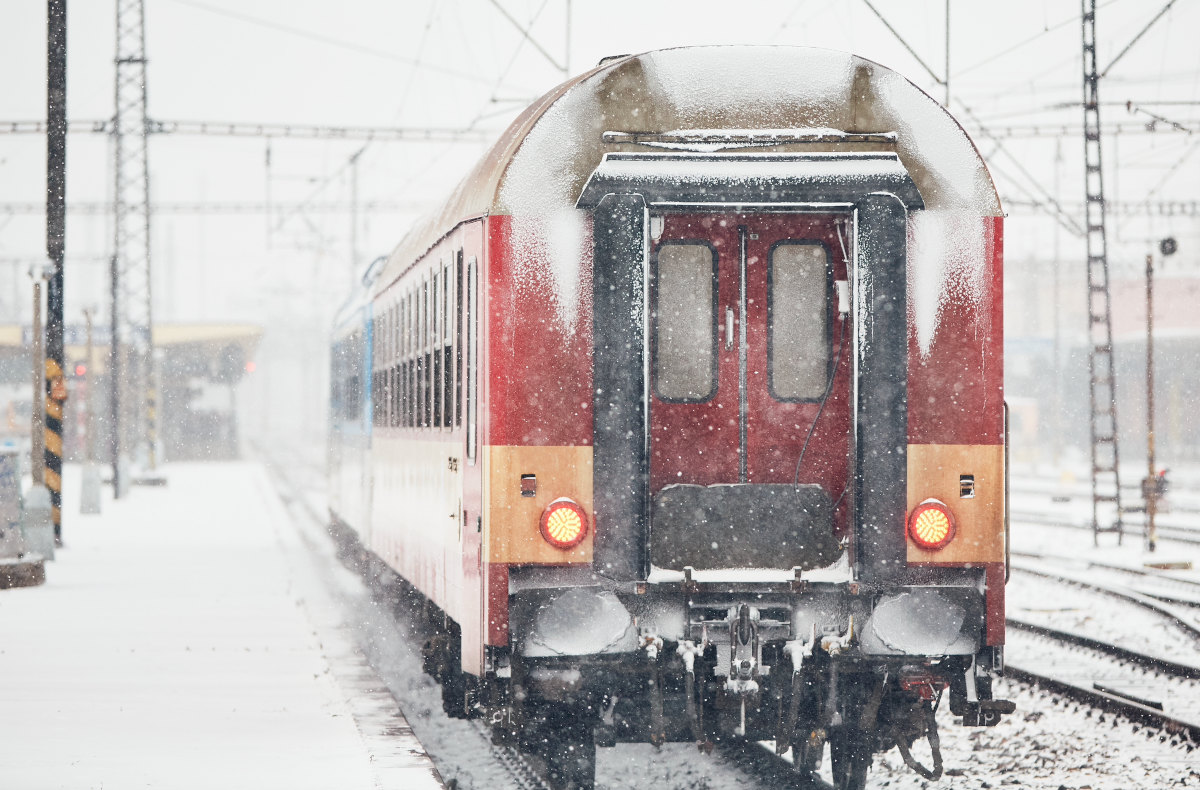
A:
329 46 1012 790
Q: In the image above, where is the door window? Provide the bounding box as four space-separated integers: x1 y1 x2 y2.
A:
653 242 717 402
769 242 830 401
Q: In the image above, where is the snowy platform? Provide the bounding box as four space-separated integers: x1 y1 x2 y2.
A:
0 462 443 790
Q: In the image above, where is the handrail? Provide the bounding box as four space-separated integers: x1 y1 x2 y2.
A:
1003 401 1011 582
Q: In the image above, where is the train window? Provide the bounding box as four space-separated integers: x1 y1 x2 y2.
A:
408 290 416 428
466 257 478 463
393 301 403 425
654 242 717 402
430 274 436 428
371 369 379 427
394 303 400 363
399 293 407 428
433 270 442 429
769 242 830 401
400 298 410 427
400 293 407 427
443 261 453 429
370 318 378 427
455 251 464 428
383 309 391 427
383 307 390 367
416 285 424 428
403 288 412 425
394 360 400 427
417 278 425 428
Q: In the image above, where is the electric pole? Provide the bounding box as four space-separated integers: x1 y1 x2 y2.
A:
46 0 68 543
112 0 157 492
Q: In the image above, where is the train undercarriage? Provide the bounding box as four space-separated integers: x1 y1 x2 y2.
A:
402 560 1013 790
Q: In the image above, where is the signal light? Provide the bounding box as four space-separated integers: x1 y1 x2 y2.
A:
907 499 956 550
539 498 588 550
74 364 86 377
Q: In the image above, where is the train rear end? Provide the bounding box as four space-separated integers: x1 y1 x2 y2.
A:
487 149 1010 790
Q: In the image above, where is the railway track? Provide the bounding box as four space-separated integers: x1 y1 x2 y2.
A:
1005 553 1200 748
262 449 560 790
259 446 826 790
1010 506 1200 546
1006 628 1200 744
259 446 1200 785
1014 551 1200 607
1008 565 1200 666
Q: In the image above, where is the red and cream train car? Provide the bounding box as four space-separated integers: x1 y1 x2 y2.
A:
329 46 1011 790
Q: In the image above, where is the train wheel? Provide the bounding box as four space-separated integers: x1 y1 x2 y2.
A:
441 670 467 718
522 708 596 790
829 728 872 790
792 728 825 774
542 724 595 790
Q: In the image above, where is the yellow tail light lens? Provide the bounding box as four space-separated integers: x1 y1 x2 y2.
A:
908 499 956 550
540 498 588 549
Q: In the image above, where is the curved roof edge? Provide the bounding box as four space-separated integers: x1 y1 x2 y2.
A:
377 46 1001 292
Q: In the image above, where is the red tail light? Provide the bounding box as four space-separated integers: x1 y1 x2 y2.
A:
908 499 955 550
540 498 588 549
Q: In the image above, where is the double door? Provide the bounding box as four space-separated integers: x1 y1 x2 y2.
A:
648 212 852 532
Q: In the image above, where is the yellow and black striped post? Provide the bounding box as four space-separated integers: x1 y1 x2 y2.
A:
44 359 66 543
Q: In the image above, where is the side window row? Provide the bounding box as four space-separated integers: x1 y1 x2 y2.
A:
369 250 476 448
331 331 363 425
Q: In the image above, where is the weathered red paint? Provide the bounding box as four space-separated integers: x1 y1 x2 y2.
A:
984 562 1006 645
484 216 594 448
484 562 510 646
907 216 1005 446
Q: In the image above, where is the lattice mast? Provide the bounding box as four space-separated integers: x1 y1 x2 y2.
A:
1081 0 1123 543
111 0 157 490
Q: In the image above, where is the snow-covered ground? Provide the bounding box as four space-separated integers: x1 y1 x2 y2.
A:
0 462 442 790
3 460 1198 789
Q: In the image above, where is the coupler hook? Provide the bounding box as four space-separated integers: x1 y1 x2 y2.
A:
778 624 817 755
896 702 944 781
676 640 709 750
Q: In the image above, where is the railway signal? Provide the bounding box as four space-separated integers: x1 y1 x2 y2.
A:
1144 236 1178 553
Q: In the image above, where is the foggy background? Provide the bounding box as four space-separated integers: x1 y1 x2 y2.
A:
1 0 1197 466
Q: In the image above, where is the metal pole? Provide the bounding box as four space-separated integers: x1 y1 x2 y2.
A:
78 305 102 515
1052 139 1063 466
1145 253 1157 552
31 277 46 485
944 0 951 107
264 140 272 251
46 0 67 543
84 308 95 462
350 147 362 278
109 253 121 496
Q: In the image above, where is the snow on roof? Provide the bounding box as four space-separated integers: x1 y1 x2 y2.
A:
377 46 1002 332
575 151 924 210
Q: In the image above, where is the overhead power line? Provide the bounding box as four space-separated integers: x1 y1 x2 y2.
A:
960 120 1197 139
487 0 565 74
0 119 493 143
0 200 426 216
162 0 493 85
1101 0 1181 78
1005 199 1200 218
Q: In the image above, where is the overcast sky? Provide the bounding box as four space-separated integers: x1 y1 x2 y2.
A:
1 0 1197 330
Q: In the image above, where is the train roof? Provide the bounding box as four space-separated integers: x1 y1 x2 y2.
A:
378 45 1001 290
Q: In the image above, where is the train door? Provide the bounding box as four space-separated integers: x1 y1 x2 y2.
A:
648 212 851 568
